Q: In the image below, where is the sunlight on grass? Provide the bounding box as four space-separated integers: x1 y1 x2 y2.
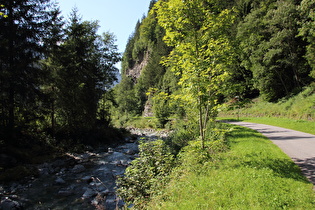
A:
241 117 315 135
219 117 315 135
147 125 315 209
219 86 315 133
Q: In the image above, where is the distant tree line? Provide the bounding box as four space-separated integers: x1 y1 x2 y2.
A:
0 0 120 147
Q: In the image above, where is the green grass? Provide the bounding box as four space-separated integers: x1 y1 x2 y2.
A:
235 117 315 135
220 86 315 122
147 125 315 209
219 86 315 135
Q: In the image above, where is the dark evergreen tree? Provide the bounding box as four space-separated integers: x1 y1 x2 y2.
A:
49 10 120 131
0 0 56 133
41 4 65 136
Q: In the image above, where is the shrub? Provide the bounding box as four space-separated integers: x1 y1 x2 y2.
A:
165 120 198 154
116 140 175 208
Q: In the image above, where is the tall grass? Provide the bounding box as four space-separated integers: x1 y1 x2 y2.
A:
147 125 315 209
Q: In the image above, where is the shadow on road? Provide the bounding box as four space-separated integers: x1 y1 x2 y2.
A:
293 157 315 186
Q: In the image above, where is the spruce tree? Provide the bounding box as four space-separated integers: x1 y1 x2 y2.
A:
0 0 56 132
50 10 120 131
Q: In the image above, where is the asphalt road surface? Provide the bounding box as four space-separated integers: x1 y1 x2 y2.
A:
227 121 315 185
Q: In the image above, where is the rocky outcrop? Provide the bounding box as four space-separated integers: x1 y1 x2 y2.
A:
143 99 153 117
125 51 150 81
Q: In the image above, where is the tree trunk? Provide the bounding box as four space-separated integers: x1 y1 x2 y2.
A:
198 93 205 149
8 3 15 129
51 97 55 137
8 84 15 129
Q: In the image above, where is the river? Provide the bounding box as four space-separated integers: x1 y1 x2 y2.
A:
0 128 169 210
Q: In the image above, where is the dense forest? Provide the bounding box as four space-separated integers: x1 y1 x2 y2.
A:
0 0 314 178
0 0 122 170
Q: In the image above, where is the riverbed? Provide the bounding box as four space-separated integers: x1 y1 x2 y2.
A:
0 128 169 210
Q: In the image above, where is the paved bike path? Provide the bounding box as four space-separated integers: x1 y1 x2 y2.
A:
227 121 315 185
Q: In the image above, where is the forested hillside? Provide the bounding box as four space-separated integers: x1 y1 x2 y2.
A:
113 0 314 135
114 2 315 207
113 0 173 121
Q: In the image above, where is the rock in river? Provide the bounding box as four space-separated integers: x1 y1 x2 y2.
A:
72 164 85 173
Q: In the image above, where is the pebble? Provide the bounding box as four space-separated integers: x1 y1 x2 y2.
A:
81 176 93 183
58 188 73 196
82 188 97 199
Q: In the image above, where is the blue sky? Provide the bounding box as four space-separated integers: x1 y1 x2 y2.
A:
57 0 152 56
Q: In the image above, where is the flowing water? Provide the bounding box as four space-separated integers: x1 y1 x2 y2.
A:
0 129 169 210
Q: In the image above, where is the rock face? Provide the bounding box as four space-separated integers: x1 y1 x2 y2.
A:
143 99 153 117
125 51 150 81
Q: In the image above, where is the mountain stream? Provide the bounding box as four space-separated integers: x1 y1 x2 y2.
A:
0 129 169 210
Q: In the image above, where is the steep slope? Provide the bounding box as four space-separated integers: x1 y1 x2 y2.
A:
114 1 173 117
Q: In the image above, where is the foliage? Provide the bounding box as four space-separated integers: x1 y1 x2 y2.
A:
299 0 315 80
165 119 199 154
113 75 140 118
154 0 236 147
0 0 57 131
147 125 315 209
237 0 311 101
116 140 175 208
220 86 315 122
45 9 120 133
150 91 171 128
0 4 7 18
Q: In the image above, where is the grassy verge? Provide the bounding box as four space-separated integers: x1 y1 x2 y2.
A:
219 117 315 135
147 124 315 209
219 86 315 122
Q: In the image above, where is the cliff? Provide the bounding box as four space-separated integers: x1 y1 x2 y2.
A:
125 51 150 81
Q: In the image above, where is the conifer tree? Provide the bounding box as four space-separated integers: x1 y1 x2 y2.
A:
50 10 120 131
0 0 56 132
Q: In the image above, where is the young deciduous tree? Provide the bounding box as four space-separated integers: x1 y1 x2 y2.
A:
154 0 235 147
